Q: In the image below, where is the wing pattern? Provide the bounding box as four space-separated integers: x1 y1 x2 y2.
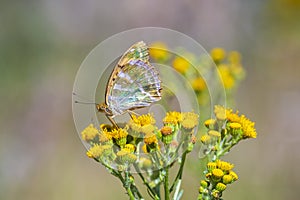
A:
106 59 162 115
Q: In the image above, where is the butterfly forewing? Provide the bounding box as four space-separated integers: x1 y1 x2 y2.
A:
117 41 149 66
104 41 162 116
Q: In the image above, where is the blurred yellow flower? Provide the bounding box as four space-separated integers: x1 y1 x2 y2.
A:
172 56 190 74
81 124 99 142
191 77 206 92
86 144 103 159
218 64 235 89
204 119 216 129
214 105 227 121
200 134 211 145
211 48 226 63
229 122 241 129
208 130 221 138
140 124 156 135
149 42 169 61
182 112 199 130
228 51 241 64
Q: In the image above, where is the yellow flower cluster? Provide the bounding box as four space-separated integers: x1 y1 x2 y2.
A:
116 148 137 165
199 160 238 198
128 114 156 134
212 105 257 139
131 113 156 126
81 124 99 142
81 111 199 174
226 108 257 139
210 48 245 90
163 111 183 125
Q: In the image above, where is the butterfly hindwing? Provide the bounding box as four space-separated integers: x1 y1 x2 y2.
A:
106 59 162 115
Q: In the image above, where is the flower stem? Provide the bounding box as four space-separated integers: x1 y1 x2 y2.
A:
125 170 135 200
164 165 170 200
169 151 187 193
127 186 135 200
133 163 158 199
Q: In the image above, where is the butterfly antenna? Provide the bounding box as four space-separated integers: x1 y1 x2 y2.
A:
73 92 96 105
74 100 97 105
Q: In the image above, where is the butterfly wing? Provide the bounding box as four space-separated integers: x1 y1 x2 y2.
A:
105 59 162 115
117 41 149 66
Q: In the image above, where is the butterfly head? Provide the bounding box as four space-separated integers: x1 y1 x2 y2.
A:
96 102 113 116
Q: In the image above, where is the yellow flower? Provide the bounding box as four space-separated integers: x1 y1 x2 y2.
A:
215 183 226 192
204 119 216 129
139 157 152 170
230 64 245 80
172 56 190 74
163 111 183 125
212 168 224 180
117 148 136 164
208 130 221 138
144 133 158 145
229 122 241 129
214 105 227 121
229 170 238 181
181 112 199 131
124 144 135 153
218 64 235 89
160 126 173 136
228 51 241 64
239 115 257 138
225 108 240 122
110 128 128 147
81 124 99 142
226 108 257 139
200 134 211 145
222 175 233 184
140 124 156 135
207 162 217 171
200 180 208 188
216 160 234 172
111 128 128 140
86 144 103 159
191 77 206 92
99 130 113 144
211 48 226 63
131 114 156 127
149 42 169 61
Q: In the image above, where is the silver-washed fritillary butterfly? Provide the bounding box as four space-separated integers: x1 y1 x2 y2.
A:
97 41 162 127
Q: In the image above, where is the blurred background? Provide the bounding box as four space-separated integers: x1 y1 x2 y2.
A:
1 0 300 199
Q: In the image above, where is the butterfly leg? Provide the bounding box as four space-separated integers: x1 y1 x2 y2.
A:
105 115 119 128
127 110 140 119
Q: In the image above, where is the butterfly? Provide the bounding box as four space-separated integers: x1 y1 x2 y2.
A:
96 41 162 127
